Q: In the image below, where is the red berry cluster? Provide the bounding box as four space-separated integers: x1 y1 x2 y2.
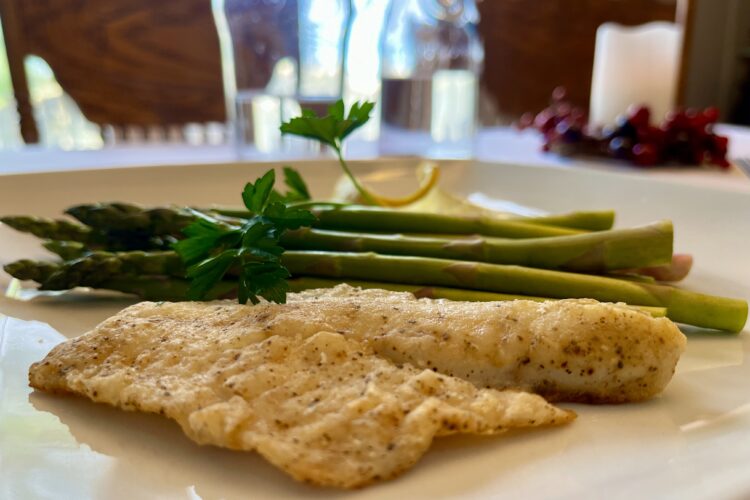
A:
518 87 730 169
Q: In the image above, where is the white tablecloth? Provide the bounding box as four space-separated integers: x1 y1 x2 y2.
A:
1 126 748 193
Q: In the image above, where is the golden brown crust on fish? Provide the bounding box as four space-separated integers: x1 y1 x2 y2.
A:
29 327 573 488
285 286 687 403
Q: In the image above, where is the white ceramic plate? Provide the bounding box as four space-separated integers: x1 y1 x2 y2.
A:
1 160 749 500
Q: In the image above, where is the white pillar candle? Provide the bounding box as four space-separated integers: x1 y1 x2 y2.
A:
589 22 683 126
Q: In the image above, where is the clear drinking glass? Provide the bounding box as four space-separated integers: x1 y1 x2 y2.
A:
216 0 351 156
379 0 484 158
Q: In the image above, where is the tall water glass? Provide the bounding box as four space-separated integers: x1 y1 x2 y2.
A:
379 0 484 158
216 0 351 156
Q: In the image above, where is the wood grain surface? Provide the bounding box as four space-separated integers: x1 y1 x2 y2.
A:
0 0 226 142
0 0 39 143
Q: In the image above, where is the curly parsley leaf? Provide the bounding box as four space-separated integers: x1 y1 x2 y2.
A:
263 202 317 230
280 100 377 205
282 166 311 201
238 262 290 305
337 101 375 141
174 169 316 304
279 100 374 149
173 214 240 265
253 167 310 206
242 169 276 213
184 249 238 300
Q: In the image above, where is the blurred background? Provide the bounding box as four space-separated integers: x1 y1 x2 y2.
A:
0 0 747 156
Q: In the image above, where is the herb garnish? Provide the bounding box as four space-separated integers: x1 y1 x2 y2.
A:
280 100 439 207
281 100 377 204
271 166 312 204
176 99 436 305
174 169 315 304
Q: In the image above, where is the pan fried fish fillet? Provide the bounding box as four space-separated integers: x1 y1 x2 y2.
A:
30 330 573 488
28 286 686 485
38 284 680 403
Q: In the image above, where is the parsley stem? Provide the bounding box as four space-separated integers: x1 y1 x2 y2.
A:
333 143 378 206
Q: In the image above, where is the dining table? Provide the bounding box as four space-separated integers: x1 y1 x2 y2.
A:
0 125 749 192
1 123 750 500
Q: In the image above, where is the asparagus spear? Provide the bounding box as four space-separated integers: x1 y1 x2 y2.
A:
5 251 744 331
1 215 175 250
280 220 673 272
309 206 584 237
48 202 615 240
4 208 623 269
42 240 88 260
218 206 616 236
48 251 184 290
523 210 614 231
280 251 747 332
214 206 615 232
3 263 667 318
4 259 59 283
8 223 670 290
65 202 195 235
3 252 185 291
1 215 94 242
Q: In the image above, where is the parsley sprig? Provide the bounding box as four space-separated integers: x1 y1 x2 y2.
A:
176 100 436 305
174 168 315 304
270 166 311 204
281 100 377 205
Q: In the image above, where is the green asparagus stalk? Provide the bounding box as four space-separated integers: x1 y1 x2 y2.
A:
280 220 673 272
3 258 199 300
216 205 614 236
4 208 636 278
57 202 615 239
44 251 185 290
3 252 185 291
214 206 615 232
65 202 195 235
309 206 584 237
42 240 88 260
523 210 614 231
2 215 94 242
3 259 59 283
8 221 672 290
6 250 743 330
280 251 748 332
3 261 667 317
1 215 175 250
